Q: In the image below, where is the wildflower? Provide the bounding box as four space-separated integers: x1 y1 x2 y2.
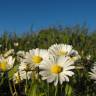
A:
13 70 32 84
0 56 15 72
19 70 32 80
19 61 32 72
17 51 25 57
4 49 14 57
17 50 26 61
48 44 80 62
14 42 19 47
86 54 91 60
39 56 75 86
23 48 49 70
48 44 72 56
89 63 96 80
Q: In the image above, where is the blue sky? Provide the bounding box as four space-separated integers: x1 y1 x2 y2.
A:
0 0 96 34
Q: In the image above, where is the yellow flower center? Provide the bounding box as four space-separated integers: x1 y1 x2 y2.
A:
0 60 7 71
51 64 62 74
32 55 43 64
57 51 67 56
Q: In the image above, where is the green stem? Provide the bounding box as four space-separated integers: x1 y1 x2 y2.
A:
55 85 58 96
13 82 18 96
7 73 14 96
27 71 35 96
47 83 49 96
25 71 28 95
61 84 63 96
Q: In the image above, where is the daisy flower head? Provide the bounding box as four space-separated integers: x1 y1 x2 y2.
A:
89 63 96 80
19 70 32 81
39 56 75 86
0 56 15 72
14 42 19 47
19 61 32 79
4 49 14 57
17 50 25 57
86 54 91 60
13 70 32 84
48 44 80 62
19 61 33 72
17 50 26 62
23 48 49 70
48 44 72 57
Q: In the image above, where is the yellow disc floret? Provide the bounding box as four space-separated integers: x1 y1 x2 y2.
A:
51 64 62 74
32 55 43 64
0 60 7 71
57 51 67 56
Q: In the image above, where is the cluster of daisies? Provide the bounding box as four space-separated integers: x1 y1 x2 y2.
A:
0 43 96 86
13 44 81 86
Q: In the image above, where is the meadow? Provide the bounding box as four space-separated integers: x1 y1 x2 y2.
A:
0 25 96 96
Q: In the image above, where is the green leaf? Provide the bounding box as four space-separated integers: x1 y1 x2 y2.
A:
65 84 73 96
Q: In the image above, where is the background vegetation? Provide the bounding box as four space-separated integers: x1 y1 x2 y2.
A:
0 24 96 96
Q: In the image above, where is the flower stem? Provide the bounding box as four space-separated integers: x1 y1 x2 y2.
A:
55 85 58 96
47 83 50 96
7 73 14 96
25 71 28 95
13 82 18 96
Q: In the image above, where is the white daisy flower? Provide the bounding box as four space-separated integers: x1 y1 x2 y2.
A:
14 42 19 47
48 44 80 61
13 71 32 84
19 62 32 78
39 56 75 86
86 54 91 60
17 50 25 57
48 44 72 56
4 49 14 57
89 63 96 80
0 56 15 72
19 61 32 71
20 70 32 80
17 50 26 62
23 48 49 70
